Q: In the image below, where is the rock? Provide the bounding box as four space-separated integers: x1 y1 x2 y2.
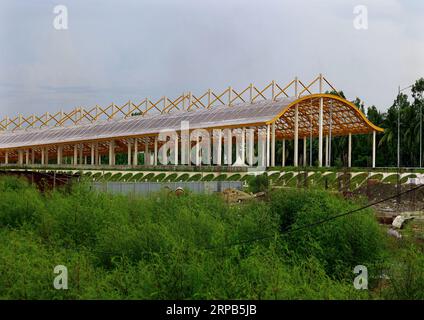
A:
387 228 402 239
175 187 184 196
392 215 406 229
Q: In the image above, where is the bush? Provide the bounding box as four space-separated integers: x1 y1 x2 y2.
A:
0 176 415 300
269 189 387 278
164 173 178 182
153 173 166 182
247 174 269 193
177 173 189 182
201 174 215 182
188 174 202 181
0 177 45 228
382 240 424 299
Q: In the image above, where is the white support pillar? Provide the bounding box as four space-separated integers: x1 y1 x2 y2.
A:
266 124 270 167
325 135 329 167
303 136 307 167
240 127 246 166
57 146 62 165
226 129 232 166
25 149 30 165
42 148 45 165
84 156 87 165
144 140 149 165
318 97 324 167
133 139 138 166
207 130 212 165
372 130 376 168
174 134 179 165
259 128 267 167
18 150 23 166
180 134 186 165
180 121 190 165
294 105 299 167
5 151 8 165
195 135 200 166
127 139 132 166
348 133 352 168
214 130 222 166
162 137 168 165
180 124 187 165
271 123 276 167
73 145 78 165
79 144 83 165
282 139 286 167
247 129 254 167
109 141 115 166
95 143 99 165
31 149 35 165
187 134 191 166
154 136 158 165
234 129 243 166
241 128 246 165
90 143 95 165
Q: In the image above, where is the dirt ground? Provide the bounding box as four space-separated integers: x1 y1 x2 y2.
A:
353 181 424 241
354 182 424 214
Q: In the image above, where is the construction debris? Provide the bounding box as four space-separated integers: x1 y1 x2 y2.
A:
387 228 402 239
221 188 264 203
392 215 407 229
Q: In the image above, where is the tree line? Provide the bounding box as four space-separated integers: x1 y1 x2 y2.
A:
281 77 424 168
332 77 424 168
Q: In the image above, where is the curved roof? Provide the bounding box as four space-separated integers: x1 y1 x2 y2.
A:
0 94 383 150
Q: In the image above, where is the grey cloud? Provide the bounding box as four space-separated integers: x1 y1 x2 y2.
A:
0 0 423 117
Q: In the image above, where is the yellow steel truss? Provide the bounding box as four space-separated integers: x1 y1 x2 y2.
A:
0 74 338 132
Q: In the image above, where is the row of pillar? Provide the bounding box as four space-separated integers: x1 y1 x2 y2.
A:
1 128 377 168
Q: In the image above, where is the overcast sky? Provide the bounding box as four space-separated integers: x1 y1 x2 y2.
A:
0 0 423 117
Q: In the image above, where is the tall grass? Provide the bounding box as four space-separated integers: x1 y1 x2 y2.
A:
0 176 421 299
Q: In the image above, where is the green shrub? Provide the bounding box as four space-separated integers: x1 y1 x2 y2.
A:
153 173 166 182
164 173 178 182
119 173 133 181
129 173 143 182
0 175 414 300
268 172 280 183
109 173 122 181
188 174 202 181
201 174 215 181
143 173 155 181
269 189 387 278
0 177 45 228
247 174 269 193
213 174 227 181
177 173 189 182
383 243 424 299
92 172 102 180
227 174 241 181
100 172 112 181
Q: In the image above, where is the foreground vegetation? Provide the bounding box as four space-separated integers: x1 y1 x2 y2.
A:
0 176 422 299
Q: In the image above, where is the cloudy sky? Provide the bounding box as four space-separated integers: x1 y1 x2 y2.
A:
0 0 423 117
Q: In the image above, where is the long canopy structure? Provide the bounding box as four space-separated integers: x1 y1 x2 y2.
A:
0 76 384 169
